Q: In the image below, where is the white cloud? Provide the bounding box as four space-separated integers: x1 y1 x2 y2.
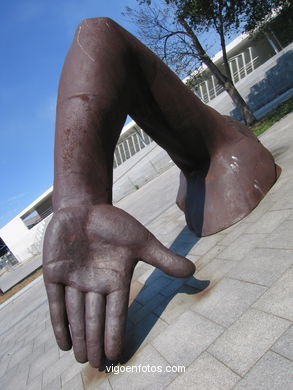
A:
7 192 28 204
36 95 57 123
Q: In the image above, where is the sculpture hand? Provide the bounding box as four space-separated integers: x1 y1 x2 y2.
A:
43 204 195 367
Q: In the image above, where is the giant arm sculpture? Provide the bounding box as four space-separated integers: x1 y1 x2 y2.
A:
43 18 278 368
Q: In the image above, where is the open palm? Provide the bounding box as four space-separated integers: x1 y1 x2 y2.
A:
43 204 195 367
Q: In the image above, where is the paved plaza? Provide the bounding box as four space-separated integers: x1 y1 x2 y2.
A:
0 112 293 389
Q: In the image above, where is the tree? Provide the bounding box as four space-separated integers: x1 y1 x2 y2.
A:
124 0 290 125
242 0 292 33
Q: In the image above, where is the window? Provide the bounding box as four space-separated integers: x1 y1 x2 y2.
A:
21 195 53 229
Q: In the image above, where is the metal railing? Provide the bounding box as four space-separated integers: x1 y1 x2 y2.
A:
230 56 260 83
20 128 154 232
23 206 53 230
113 127 153 168
0 252 18 270
196 56 260 104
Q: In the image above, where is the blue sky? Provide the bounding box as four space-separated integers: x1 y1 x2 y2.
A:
0 0 141 228
0 0 237 228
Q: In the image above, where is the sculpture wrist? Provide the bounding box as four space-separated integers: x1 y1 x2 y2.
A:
53 175 112 210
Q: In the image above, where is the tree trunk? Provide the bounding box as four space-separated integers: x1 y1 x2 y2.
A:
217 6 233 82
179 18 256 126
224 79 256 126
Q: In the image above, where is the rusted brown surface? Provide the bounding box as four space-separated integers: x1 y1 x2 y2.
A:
43 17 277 369
177 119 277 236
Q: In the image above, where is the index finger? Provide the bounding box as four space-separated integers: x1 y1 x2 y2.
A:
104 289 129 361
45 283 72 350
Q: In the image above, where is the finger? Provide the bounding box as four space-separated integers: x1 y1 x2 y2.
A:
85 292 105 368
105 289 129 361
65 286 87 363
140 233 195 278
45 283 72 350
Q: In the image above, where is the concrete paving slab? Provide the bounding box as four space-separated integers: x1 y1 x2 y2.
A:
43 376 61 390
117 165 180 227
61 373 84 390
241 195 277 223
191 278 266 327
208 308 290 376
232 351 293 390
28 345 59 382
151 311 224 367
109 344 177 390
26 374 43 390
0 112 293 389
271 189 293 211
0 355 10 378
0 362 30 390
227 247 293 286
166 352 240 390
152 294 192 324
193 258 235 284
188 234 223 257
124 312 168 357
253 268 293 321
259 220 293 250
42 350 77 388
271 325 293 361
245 209 292 234
191 245 226 272
7 343 33 370
217 222 251 246
217 233 267 261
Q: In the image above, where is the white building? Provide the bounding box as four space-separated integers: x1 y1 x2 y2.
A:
185 30 284 104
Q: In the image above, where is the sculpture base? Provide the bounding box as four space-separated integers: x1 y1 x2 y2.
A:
177 132 279 237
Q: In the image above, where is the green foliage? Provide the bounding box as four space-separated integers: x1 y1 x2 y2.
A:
123 2 202 76
168 0 243 34
137 0 292 35
243 0 291 32
252 96 293 136
130 0 291 124
185 69 206 89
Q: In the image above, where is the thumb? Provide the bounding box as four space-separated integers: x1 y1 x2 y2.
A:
139 232 196 278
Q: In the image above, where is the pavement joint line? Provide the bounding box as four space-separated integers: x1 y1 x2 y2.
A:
149 341 175 367
0 274 44 311
188 304 230 329
193 311 228 333
1 113 292 389
145 203 183 229
206 351 243 379
229 349 291 390
107 377 114 390
271 206 293 212
268 348 293 363
0 299 48 338
225 276 269 289
154 312 169 326
250 306 293 324
254 246 293 252
254 245 293 251
153 310 227 368
206 256 235 262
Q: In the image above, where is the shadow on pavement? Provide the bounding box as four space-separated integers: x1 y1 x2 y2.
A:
119 225 210 364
